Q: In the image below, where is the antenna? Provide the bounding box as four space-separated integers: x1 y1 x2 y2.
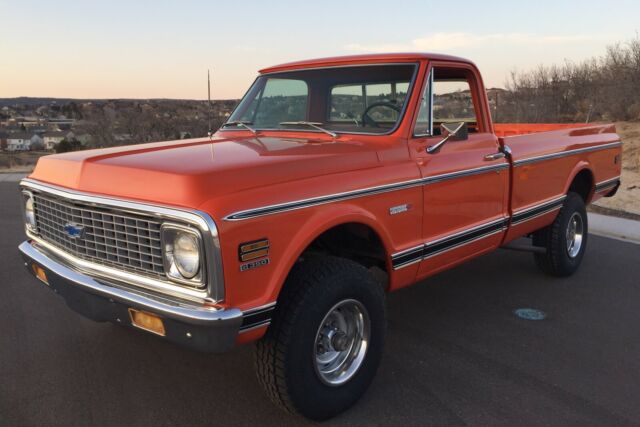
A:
207 69 212 137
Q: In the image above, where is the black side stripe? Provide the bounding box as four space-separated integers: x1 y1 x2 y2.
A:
595 178 620 193
511 196 566 225
391 246 425 269
240 305 275 331
391 218 508 269
424 219 507 259
391 197 567 270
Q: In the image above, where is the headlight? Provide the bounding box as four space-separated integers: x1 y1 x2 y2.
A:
22 191 37 232
161 224 203 284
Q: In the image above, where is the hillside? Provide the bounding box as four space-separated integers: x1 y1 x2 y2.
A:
593 122 640 216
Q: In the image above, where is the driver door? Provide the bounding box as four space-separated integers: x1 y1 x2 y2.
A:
409 64 509 279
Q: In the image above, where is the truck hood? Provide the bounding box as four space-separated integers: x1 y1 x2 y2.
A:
29 134 381 209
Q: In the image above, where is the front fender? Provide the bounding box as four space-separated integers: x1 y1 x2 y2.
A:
262 203 395 304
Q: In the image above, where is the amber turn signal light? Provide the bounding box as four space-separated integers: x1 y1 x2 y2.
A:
32 264 49 285
238 238 269 261
128 308 166 336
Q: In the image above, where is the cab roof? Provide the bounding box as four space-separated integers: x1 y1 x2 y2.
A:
259 52 472 74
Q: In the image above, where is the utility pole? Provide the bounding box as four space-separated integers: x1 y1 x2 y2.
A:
207 69 213 137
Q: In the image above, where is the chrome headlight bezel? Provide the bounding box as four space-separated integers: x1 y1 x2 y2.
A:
19 179 226 304
161 223 205 287
21 190 38 233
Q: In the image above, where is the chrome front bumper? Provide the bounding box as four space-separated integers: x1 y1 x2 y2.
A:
19 240 244 353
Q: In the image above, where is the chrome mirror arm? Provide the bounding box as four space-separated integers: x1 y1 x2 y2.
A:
426 122 465 155
426 134 452 154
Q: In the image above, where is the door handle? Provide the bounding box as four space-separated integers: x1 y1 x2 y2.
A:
484 152 506 161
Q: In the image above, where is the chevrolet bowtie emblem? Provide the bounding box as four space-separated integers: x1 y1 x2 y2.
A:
63 223 85 239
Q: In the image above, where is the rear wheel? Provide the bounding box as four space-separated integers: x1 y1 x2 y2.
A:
533 192 588 277
254 256 386 420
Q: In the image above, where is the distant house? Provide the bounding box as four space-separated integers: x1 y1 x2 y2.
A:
43 131 67 150
7 133 32 151
16 117 43 129
47 118 75 131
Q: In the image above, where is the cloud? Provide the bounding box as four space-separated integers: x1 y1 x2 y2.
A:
345 33 607 53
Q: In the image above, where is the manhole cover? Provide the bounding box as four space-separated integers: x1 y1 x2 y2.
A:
514 308 547 320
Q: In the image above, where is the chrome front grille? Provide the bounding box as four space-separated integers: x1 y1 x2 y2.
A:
32 192 165 279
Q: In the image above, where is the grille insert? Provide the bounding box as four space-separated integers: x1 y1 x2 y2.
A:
32 192 165 279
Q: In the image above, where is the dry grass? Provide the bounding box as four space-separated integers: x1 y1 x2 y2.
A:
593 122 640 215
0 151 47 172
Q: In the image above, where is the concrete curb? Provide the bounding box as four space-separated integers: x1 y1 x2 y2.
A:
588 212 640 244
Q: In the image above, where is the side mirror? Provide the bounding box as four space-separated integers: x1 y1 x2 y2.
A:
427 122 468 154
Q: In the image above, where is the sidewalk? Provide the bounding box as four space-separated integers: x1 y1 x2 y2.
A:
589 212 640 244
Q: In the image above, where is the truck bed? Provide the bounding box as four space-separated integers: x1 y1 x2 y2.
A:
495 123 622 243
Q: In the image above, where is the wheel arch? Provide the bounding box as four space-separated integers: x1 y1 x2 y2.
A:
264 205 394 303
564 162 595 203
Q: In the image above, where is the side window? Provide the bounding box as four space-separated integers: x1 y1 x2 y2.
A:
433 79 477 124
413 69 480 136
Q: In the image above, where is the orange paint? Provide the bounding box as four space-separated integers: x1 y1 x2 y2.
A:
27 54 622 344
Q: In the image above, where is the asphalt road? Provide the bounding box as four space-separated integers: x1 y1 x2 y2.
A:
1 181 640 427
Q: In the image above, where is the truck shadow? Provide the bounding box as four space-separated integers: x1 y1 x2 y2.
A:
84 237 637 426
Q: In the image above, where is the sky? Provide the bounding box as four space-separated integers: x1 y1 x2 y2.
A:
1 0 639 100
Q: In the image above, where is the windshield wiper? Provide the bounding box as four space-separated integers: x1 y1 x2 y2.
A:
279 121 337 138
222 120 257 134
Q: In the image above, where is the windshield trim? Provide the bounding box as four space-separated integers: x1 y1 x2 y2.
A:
220 62 420 137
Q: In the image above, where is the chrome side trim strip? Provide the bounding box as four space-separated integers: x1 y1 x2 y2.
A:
225 140 620 221
239 320 271 333
513 141 622 167
511 195 566 225
511 195 567 224
423 163 509 184
240 302 276 332
390 196 569 270
595 176 621 192
224 178 424 221
424 228 504 260
224 163 508 221
391 217 508 270
20 179 226 304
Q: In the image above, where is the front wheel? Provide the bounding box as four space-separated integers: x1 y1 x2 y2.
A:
254 256 386 420
533 192 588 277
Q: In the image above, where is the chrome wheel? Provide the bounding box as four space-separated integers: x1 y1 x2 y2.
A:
566 212 584 258
314 299 370 386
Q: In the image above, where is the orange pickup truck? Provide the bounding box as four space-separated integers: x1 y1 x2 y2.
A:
19 53 621 420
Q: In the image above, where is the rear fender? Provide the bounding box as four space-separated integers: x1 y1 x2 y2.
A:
563 161 594 202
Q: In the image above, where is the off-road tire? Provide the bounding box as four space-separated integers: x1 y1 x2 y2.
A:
254 256 386 420
533 192 588 277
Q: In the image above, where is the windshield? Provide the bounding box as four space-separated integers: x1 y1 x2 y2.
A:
226 64 417 135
